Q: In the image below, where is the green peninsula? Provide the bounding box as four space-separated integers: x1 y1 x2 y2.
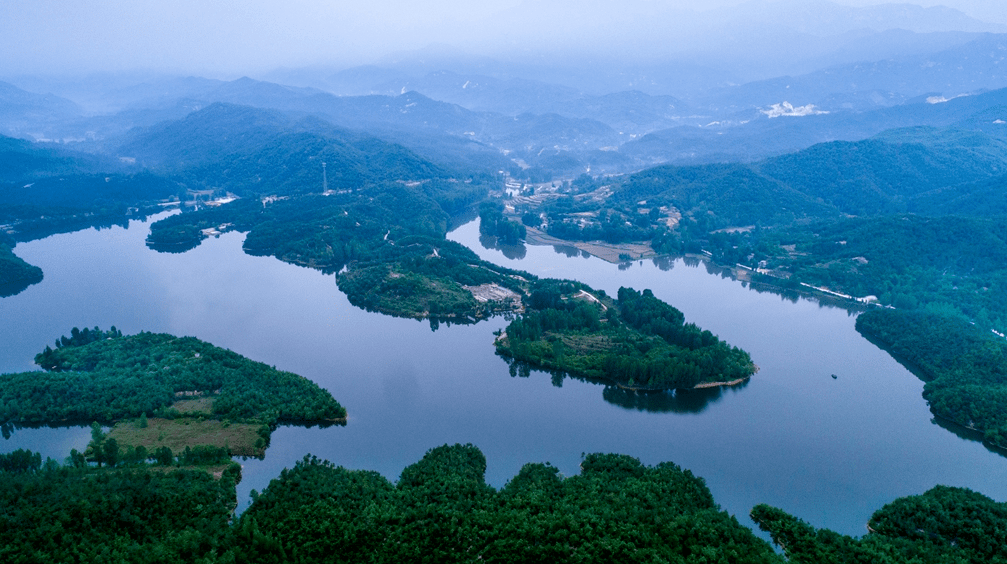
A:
497 282 757 390
336 236 529 321
1 327 345 456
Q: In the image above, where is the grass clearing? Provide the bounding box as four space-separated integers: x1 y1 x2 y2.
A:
172 397 215 415
559 333 615 354
108 417 265 457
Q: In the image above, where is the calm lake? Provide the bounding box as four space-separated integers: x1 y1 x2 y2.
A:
2 213 1006 538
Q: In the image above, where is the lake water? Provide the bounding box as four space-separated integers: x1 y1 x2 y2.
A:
2 214 1006 539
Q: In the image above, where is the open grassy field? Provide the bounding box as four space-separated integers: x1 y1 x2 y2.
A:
108 417 265 457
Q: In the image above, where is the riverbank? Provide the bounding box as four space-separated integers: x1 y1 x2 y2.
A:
524 227 657 263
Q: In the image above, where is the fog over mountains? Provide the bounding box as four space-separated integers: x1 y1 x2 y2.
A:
3 0 1007 178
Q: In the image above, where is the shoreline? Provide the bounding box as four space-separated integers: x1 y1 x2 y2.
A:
693 377 752 389
523 227 658 264
521 233 874 313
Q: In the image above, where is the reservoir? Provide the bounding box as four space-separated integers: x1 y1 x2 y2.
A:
2 214 1006 537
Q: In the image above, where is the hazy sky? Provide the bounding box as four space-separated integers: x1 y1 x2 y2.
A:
2 0 1006 76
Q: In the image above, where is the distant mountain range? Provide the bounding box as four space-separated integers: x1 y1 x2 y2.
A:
7 16 1007 181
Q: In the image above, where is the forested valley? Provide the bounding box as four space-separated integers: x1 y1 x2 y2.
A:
525 125 1007 335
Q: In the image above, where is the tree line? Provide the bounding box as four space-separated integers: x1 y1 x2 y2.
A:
856 309 1007 449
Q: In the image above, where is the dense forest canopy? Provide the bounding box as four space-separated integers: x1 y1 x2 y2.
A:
498 282 756 390
5 441 1007 563
0 449 238 564
610 127 1007 229
0 328 345 442
479 201 526 245
234 444 781 564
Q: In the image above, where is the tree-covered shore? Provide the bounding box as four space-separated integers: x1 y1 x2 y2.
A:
752 485 1007 563
497 282 757 390
5 442 1006 563
856 309 1007 450
0 444 783 564
0 327 346 456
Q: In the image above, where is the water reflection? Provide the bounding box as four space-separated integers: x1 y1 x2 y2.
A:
0 421 93 440
552 245 581 258
603 385 741 415
930 416 1007 458
478 233 527 260
651 256 675 271
502 357 748 414
0 278 38 299
145 239 202 254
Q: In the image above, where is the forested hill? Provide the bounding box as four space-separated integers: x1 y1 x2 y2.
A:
613 125 1007 229
0 135 87 183
531 125 1007 332
135 103 513 321
0 134 184 296
117 103 454 194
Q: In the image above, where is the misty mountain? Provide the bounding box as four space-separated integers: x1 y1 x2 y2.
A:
452 0 1003 87
0 81 82 140
116 103 296 168
619 84 1007 166
615 124 1007 231
103 78 622 176
116 103 453 195
702 33 1007 112
331 70 690 134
